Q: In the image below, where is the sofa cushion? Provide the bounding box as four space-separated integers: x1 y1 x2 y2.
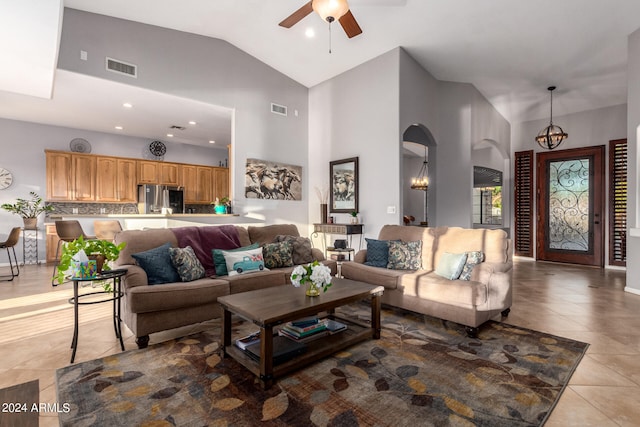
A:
115 228 178 266
340 262 402 290
173 225 241 276
387 240 422 270
364 238 392 268
378 225 437 271
126 278 229 313
263 241 294 269
169 246 205 282
459 251 484 281
225 269 287 294
435 252 468 280
223 247 267 276
401 271 488 307
131 242 180 285
434 227 508 265
249 224 300 246
213 243 260 276
274 235 314 265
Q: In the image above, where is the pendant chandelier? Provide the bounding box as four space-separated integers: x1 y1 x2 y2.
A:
535 86 568 150
410 146 429 191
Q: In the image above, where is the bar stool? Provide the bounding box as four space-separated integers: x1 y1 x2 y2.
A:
51 220 95 286
0 227 21 281
93 220 123 242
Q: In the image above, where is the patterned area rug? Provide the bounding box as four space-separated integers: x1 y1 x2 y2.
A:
56 305 588 426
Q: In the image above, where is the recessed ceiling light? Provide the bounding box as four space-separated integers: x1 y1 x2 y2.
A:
122 102 133 108
167 133 174 137
115 126 123 130
189 121 197 125
209 140 216 144
305 28 315 38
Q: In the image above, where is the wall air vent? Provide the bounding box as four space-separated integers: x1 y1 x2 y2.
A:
169 125 186 130
106 57 137 78
271 103 288 116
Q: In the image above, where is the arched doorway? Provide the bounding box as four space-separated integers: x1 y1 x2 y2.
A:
402 124 436 226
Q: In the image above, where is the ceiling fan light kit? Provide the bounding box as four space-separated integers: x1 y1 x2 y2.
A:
535 86 568 150
313 0 349 22
279 0 363 41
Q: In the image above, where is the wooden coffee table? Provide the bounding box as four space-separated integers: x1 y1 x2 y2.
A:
217 277 384 389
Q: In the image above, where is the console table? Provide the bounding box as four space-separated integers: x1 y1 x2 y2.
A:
312 223 364 252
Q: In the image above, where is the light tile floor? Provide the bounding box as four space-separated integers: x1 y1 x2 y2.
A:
0 259 638 426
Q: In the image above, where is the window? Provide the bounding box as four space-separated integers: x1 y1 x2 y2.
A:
609 139 627 266
472 166 502 225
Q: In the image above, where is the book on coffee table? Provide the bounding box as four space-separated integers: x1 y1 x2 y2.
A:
245 335 307 365
235 332 261 350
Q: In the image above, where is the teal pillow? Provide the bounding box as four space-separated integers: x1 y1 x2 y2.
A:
132 242 180 285
212 243 260 276
387 240 422 270
435 252 468 280
364 238 392 268
262 241 294 269
459 251 484 281
169 246 205 282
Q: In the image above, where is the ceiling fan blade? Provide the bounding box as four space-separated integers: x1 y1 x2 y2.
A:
339 10 362 38
279 1 314 28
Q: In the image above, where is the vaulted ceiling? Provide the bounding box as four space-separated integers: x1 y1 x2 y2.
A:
1 0 639 146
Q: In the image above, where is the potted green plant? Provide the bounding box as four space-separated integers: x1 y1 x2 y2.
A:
55 236 126 286
350 211 359 224
1 191 54 229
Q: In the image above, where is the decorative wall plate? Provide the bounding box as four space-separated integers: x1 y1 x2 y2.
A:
70 138 92 153
0 167 13 189
149 140 167 157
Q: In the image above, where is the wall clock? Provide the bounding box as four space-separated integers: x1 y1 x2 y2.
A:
149 140 167 157
0 167 13 189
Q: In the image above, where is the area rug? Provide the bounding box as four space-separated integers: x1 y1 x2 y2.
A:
56 306 588 426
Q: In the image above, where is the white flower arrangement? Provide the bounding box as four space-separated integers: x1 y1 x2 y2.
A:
291 260 333 293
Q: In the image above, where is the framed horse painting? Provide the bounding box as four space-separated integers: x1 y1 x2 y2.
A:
245 158 302 200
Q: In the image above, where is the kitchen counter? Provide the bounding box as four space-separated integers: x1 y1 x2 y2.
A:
49 213 239 219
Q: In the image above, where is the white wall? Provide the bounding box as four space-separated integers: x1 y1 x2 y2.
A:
58 8 310 229
626 27 640 293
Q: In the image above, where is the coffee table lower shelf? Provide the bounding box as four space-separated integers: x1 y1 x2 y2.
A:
225 317 372 384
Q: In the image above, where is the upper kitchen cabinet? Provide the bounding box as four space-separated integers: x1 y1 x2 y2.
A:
96 157 137 202
214 167 229 201
72 154 96 201
46 151 72 200
138 161 158 184
159 163 180 186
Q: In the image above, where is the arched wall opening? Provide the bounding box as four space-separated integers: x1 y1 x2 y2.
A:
402 124 437 226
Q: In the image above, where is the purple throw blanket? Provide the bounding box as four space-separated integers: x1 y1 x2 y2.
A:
172 225 241 276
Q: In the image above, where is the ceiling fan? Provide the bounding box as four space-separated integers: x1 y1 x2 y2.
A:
279 0 363 39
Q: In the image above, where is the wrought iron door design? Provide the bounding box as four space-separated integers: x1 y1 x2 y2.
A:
537 146 604 266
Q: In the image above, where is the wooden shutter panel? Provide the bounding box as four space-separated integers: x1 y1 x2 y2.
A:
514 150 534 257
609 139 627 266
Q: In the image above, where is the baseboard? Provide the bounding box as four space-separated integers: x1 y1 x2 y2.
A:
624 286 640 296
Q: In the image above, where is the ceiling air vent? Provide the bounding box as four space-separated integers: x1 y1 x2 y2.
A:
271 103 287 116
106 57 137 78
169 125 186 130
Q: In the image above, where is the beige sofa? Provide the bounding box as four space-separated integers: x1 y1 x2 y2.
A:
340 225 512 336
113 224 336 348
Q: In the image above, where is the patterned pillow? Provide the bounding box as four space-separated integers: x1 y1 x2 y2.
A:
131 242 180 285
387 240 423 270
364 238 392 268
262 241 294 269
435 252 468 280
459 251 485 281
212 243 260 276
274 235 314 264
169 246 205 282
222 247 268 276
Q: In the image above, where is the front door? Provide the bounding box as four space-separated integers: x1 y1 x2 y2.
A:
536 146 605 266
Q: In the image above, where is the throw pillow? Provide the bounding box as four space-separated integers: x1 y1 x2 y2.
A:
364 238 392 268
212 243 260 276
262 241 294 269
459 251 485 281
274 235 314 265
435 252 468 280
169 246 205 282
131 242 180 285
222 247 267 276
387 240 423 270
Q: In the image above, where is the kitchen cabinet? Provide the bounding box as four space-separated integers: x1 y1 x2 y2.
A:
214 167 229 201
96 157 137 202
160 163 180 186
46 224 61 263
196 166 213 203
46 151 72 201
138 161 158 184
72 154 96 201
182 165 198 203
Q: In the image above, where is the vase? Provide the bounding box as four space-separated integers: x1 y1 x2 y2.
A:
214 205 226 214
306 282 320 297
23 217 37 230
320 204 328 224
